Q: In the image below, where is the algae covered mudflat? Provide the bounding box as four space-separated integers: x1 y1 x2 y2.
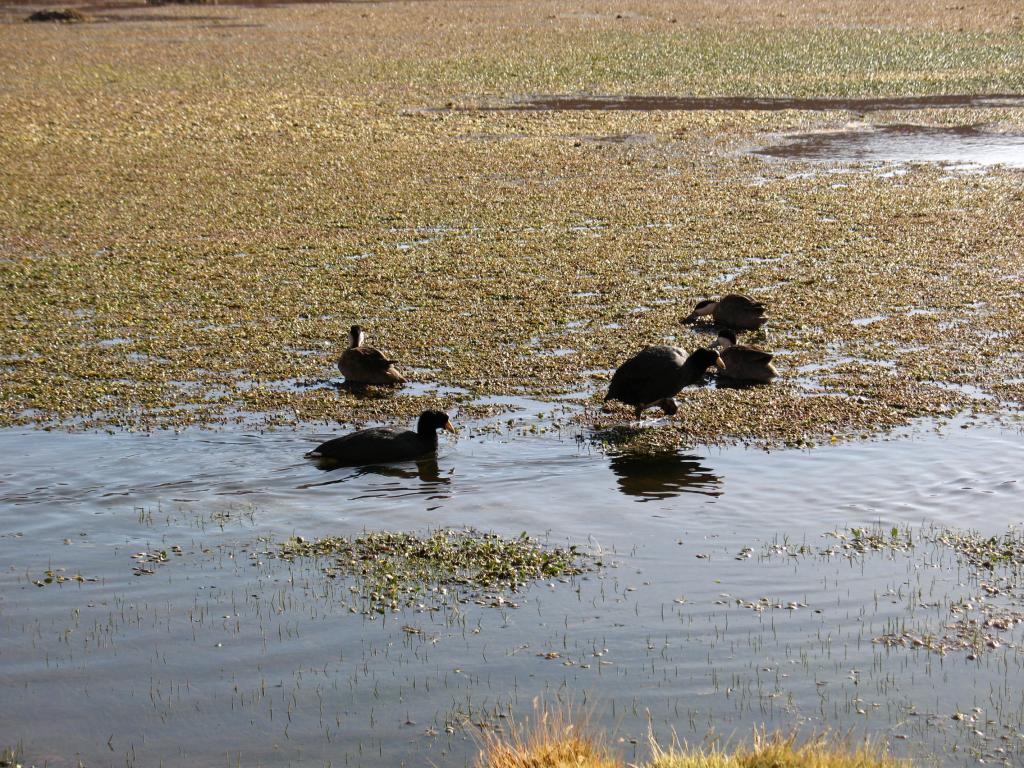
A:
2 0 1024 445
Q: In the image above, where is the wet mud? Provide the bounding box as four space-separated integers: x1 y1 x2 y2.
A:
468 94 1024 113
754 124 1024 167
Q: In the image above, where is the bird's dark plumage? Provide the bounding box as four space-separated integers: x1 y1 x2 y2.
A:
604 346 724 418
306 410 456 466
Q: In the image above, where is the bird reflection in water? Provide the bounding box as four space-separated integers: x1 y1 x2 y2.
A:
609 452 721 501
356 457 446 484
300 456 449 489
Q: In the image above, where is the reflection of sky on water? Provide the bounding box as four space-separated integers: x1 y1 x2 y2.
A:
2 415 1024 766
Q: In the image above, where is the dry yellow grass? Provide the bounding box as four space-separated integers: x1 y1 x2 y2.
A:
648 732 908 768
476 717 906 768
475 706 618 768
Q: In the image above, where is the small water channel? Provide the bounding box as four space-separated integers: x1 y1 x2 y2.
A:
2 404 1023 767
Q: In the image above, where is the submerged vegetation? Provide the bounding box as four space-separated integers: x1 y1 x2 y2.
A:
278 528 595 614
2 0 1024 446
752 522 1024 659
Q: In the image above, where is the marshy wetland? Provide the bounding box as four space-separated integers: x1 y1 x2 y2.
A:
3 0 1024 765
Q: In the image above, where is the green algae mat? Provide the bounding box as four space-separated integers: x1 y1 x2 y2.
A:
2 0 1024 446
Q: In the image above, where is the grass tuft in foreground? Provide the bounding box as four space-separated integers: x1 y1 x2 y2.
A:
648 732 908 768
476 705 617 768
476 712 906 768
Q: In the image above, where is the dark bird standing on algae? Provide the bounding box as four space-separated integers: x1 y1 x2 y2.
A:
711 329 778 384
306 410 457 466
338 324 405 385
604 346 725 419
683 294 767 331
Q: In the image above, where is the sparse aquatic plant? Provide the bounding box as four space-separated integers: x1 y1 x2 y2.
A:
279 528 596 614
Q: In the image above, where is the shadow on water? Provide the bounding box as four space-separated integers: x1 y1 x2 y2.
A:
301 456 448 487
333 380 403 397
713 376 764 390
609 451 721 501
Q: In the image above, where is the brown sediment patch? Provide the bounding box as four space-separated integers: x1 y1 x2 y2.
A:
7 0 383 13
25 6 88 20
754 124 1024 167
468 94 1024 113
89 11 236 20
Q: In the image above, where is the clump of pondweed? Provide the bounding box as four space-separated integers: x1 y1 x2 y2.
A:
929 525 1024 571
25 8 89 22
279 528 596 614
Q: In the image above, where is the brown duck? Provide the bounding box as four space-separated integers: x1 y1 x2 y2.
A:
338 324 405 385
683 294 767 331
711 329 777 384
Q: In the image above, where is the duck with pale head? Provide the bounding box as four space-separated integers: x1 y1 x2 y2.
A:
683 294 767 331
338 324 405 386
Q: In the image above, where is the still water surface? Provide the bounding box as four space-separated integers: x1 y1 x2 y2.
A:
2 406 1023 767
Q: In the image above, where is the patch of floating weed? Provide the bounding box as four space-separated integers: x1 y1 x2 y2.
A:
3 1 1024 443
32 568 98 587
278 528 596 615
825 525 915 556
928 525 1024 571
129 546 182 575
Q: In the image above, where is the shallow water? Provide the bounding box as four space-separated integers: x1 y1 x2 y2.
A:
2 408 1024 767
755 125 1024 169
